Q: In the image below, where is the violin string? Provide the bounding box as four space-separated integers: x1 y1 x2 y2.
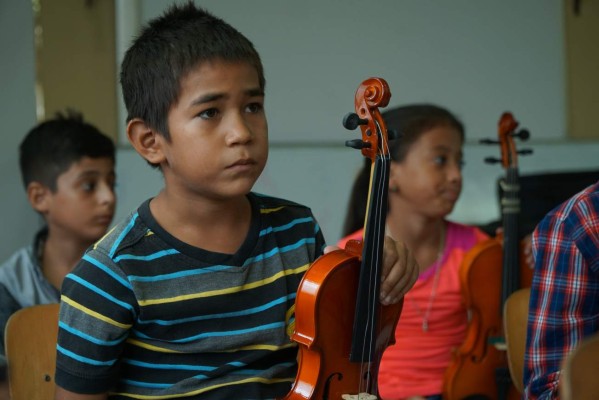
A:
373 124 390 394
375 124 391 393
362 118 390 395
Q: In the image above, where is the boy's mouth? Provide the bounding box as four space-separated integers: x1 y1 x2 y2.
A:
228 158 255 168
95 214 114 225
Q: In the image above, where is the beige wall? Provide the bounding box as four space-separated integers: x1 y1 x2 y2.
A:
36 0 117 140
564 0 599 139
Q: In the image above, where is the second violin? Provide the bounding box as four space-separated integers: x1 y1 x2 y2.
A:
443 112 534 400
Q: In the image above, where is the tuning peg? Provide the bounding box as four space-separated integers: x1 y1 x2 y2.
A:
343 112 368 131
480 139 500 145
345 139 371 150
484 157 502 164
513 129 530 141
518 149 533 156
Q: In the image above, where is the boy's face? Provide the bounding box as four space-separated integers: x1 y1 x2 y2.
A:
43 156 116 243
162 60 268 201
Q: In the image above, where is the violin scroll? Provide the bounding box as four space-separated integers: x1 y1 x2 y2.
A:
481 112 532 166
343 78 392 160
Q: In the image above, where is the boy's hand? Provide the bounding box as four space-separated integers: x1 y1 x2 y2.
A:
495 227 535 269
379 236 418 305
521 233 534 269
324 235 418 306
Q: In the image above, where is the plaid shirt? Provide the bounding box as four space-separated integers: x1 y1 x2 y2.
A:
524 181 599 399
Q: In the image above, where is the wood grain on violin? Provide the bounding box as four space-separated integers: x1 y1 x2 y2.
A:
443 112 533 400
280 78 401 400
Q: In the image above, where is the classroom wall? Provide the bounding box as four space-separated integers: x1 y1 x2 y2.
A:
1 0 598 262
0 1 39 262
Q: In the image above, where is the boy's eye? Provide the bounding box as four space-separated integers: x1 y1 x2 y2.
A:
198 108 219 119
434 155 448 165
245 102 263 114
82 181 96 192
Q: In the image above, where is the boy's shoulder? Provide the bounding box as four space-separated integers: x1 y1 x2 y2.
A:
543 180 599 227
89 195 318 260
0 245 35 283
90 201 152 257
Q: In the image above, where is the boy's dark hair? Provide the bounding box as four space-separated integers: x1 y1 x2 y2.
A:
120 1 265 140
341 104 465 236
19 110 115 192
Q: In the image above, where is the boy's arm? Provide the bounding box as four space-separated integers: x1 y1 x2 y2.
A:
55 386 107 400
524 195 599 399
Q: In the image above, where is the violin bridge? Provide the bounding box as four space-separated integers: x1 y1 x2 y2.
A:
341 393 378 400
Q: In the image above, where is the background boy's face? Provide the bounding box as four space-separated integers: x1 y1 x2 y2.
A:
162 60 268 201
42 156 116 243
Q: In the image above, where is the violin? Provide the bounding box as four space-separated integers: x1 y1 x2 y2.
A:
280 78 402 400
443 112 534 400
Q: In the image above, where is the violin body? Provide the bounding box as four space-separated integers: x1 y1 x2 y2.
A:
442 236 533 400
282 242 403 400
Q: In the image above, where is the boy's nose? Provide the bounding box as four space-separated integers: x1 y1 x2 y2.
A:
98 182 117 205
225 115 253 145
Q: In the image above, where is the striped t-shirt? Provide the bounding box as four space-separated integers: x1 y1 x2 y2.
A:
55 193 325 399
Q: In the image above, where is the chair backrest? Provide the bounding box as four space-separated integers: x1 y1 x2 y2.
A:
560 331 599 400
503 287 531 394
4 303 60 400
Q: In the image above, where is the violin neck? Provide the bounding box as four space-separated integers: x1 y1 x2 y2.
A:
350 153 390 362
500 166 520 305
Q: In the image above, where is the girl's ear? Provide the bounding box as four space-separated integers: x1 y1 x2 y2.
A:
127 119 166 165
27 182 52 214
389 161 401 194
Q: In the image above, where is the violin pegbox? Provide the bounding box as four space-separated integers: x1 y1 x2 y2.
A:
342 78 393 161
481 112 532 167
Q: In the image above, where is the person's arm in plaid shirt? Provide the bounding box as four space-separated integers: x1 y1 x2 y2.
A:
523 182 599 399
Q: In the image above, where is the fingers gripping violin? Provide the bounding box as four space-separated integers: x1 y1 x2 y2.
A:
280 78 402 400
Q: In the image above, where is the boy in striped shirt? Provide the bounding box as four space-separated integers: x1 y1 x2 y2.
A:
54 3 417 399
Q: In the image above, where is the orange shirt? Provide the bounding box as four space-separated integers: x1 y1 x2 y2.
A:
338 221 489 399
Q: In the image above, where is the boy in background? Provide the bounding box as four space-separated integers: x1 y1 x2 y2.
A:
54 3 418 399
0 111 116 367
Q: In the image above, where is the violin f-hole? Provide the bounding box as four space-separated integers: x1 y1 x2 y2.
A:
323 372 343 400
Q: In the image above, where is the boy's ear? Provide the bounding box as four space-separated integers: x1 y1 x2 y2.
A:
127 118 166 165
27 182 52 214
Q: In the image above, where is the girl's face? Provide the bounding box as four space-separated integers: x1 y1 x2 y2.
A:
390 125 463 218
